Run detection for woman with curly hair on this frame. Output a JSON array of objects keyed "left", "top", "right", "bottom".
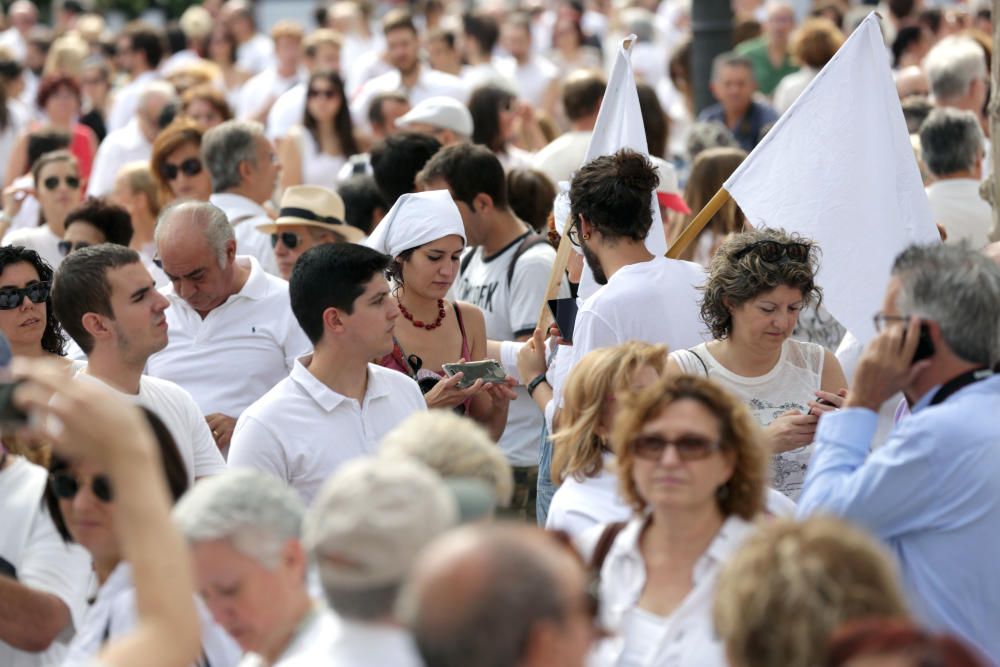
[{"left": 666, "top": 228, "right": 848, "bottom": 499}]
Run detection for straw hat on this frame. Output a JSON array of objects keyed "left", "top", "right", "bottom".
[{"left": 257, "top": 185, "right": 365, "bottom": 243}]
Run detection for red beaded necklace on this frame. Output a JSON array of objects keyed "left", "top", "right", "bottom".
[{"left": 398, "top": 298, "right": 447, "bottom": 330}]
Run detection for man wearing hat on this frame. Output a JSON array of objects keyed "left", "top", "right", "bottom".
[
  {"left": 258, "top": 185, "right": 365, "bottom": 280},
  {"left": 394, "top": 96, "right": 473, "bottom": 148}
]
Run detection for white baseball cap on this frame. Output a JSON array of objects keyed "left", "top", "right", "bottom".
[{"left": 395, "top": 96, "right": 474, "bottom": 138}]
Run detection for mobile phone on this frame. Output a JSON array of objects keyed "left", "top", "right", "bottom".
[
  {"left": 547, "top": 297, "right": 578, "bottom": 344},
  {"left": 442, "top": 359, "right": 507, "bottom": 389},
  {"left": 910, "top": 322, "right": 936, "bottom": 364}
]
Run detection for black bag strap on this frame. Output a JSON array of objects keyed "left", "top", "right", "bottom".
[
  {"left": 589, "top": 521, "right": 627, "bottom": 573},
  {"left": 506, "top": 233, "right": 550, "bottom": 288}
]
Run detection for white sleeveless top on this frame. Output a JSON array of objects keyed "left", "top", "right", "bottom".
[
  {"left": 670, "top": 338, "right": 825, "bottom": 500},
  {"left": 291, "top": 125, "right": 346, "bottom": 188}
]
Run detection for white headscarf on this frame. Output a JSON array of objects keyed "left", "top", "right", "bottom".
[{"left": 363, "top": 190, "right": 467, "bottom": 257}]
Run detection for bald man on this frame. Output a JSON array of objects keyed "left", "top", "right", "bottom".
[{"left": 398, "top": 524, "right": 595, "bottom": 667}]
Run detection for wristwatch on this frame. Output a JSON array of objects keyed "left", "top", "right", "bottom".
[{"left": 527, "top": 372, "right": 549, "bottom": 397}]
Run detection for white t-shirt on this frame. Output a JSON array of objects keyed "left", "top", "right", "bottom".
[
  {"left": 670, "top": 338, "right": 825, "bottom": 499},
  {"left": 281, "top": 619, "right": 422, "bottom": 667},
  {"left": 146, "top": 255, "right": 311, "bottom": 421},
  {"left": 229, "top": 357, "right": 427, "bottom": 505},
  {"left": 2, "top": 224, "right": 63, "bottom": 271},
  {"left": 0, "top": 457, "right": 91, "bottom": 667},
  {"left": 87, "top": 120, "right": 152, "bottom": 197},
  {"left": 456, "top": 233, "right": 566, "bottom": 467},
  {"left": 208, "top": 193, "right": 280, "bottom": 276},
  {"left": 532, "top": 131, "right": 593, "bottom": 186},
  {"left": 925, "top": 179, "right": 993, "bottom": 249},
  {"left": 61, "top": 563, "right": 240, "bottom": 667},
  {"left": 75, "top": 370, "right": 228, "bottom": 483}
]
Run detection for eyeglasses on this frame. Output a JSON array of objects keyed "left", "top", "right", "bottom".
[
  {"left": 307, "top": 88, "right": 337, "bottom": 99},
  {"left": 57, "top": 241, "right": 91, "bottom": 257},
  {"left": 159, "top": 157, "right": 203, "bottom": 181},
  {"left": 628, "top": 434, "right": 722, "bottom": 461},
  {"left": 0, "top": 282, "right": 50, "bottom": 309},
  {"left": 42, "top": 175, "right": 80, "bottom": 191},
  {"left": 271, "top": 232, "right": 303, "bottom": 249},
  {"left": 732, "top": 240, "right": 810, "bottom": 263},
  {"left": 873, "top": 313, "right": 918, "bottom": 332},
  {"left": 49, "top": 471, "right": 114, "bottom": 503}
]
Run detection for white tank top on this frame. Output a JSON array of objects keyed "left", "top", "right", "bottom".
[
  {"left": 670, "top": 338, "right": 825, "bottom": 500},
  {"left": 293, "top": 125, "right": 347, "bottom": 188}
]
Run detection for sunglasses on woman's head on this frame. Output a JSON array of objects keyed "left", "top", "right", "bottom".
[
  {"left": 629, "top": 434, "right": 721, "bottom": 462},
  {"left": 43, "top": 175, "right": 80, "bottom": 191},
  {"left": 732, "top": 240, "right": 811, "bottom": 263},
  {"left": 57, "top": 241, "right": 91, "bottom": 257},
  {"left": 271, "top": 232, "right": 303, "bottom": 249},
  {"left": 307, "top": 88, "right": 337, "bottom": 99},
  {"left": 159, "top": 157, "right": 203, "bottom": 181},
  {"left": 49, "top": 471, "right": 114, "bottom": 503},
  {"left": 0, "top": 282, "right": 50, "bottom": 309}
]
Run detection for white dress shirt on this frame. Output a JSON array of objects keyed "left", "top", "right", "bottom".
[
  {"left": 146, "top": 255, "right": 311, "bottom": 420},
  {"left": 349, "top": 65, "right": 468, "bottom": 129},
  {"left": 105, "top": 71, "right": 159, "bottom": 134},
  {"left": 579, "top": 515, "right": 756, "bottom": 667},
  {"left": 925, "top": 178, "right": 993, "bottom": 249},
  {"left": 208, "top": 192, "right": 281, "bottom": 275},
  {"left": 228, "top": 356, "right": 427, "bottom": 504},
  {"left": 87, "top": 119, "right": 152, "bottom": 197},
  {"left": 281, "top": 619, "right": 422, "bottom": 667}
]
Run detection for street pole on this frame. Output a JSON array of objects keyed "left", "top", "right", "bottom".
[{"left": 691, "top": 0, "right": 733, "bottom": 114}]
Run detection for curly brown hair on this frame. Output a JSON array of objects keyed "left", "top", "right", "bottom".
[
  {"left": 700, "top": 228, "right": 822, "bottom": 340},
  {"left": 612, "top": 374, "right": 767, "bottom": 519}
]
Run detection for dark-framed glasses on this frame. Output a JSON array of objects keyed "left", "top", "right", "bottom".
[
  {"left": 567, "top": 221, "right": 581, "bottom": 247},
  {"left": 733, "top": 240, "right": 811, "bottom": 263},
  {"left": 0, "top": 282, "right": 51, "bottom": 309},
  {"left": 49, "top": 471, "right": 114, "bottom": 503},
  {"left": 57, "top": 241, "right": 91, "bottom": 257},
  {"left": 629, "top": 434, "right": 722, "bottom": 461},
  {"left": 271, "top": 232, "right": 303, "bottom": 249},
  {"left": 159, "top": 157, "right": 203, "bottom": 181},
  {"left": 43, "top": 175, "right": 81, "bottom": 191}
]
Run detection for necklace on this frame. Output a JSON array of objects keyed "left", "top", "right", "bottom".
[{"left": 398, "top": 298, "right": 447, "bottom": 330}]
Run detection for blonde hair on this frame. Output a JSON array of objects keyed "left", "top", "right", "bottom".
[
  {"left": 612, "top": 374, "right": 766, "bottom": 518},
  {"left": 271, "top": 20, "right": 305, "bottom": 42},
  {"left": 551, "top": 341, "right": 668, "bottom": 484},
  {"left": 714, "top": 516, "right": 909, "bottom": 667},
  {"left": 43, "top": 34, "right": 89, "bottom": 79},
  {"left": 117, "top": 161, "right": 161, "bottom": 217}
]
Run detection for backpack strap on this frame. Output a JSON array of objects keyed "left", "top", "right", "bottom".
[
  {"left": 459, "top": 246, "right": 477, "bottom": 277},
  {"left": 589, "top": 520, "right": 627, "bottom": 573},
  {"left": 506, "top": 232, "right": 550, "bottom": 288}
]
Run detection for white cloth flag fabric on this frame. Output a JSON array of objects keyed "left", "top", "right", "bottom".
[{"left": 724, "top": 12, "right": 939, "bottom": 343}]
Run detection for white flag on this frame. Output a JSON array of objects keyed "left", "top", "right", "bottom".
[{"left": 724, "top": 12, "right": 939, "bottom": 343}]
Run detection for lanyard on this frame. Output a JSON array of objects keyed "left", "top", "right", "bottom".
[{"left": 928, "top": 368, "right": 994, "bottom": 406}]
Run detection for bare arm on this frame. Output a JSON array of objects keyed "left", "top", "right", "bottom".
[
  {"left": 463, "top": 304, "right": 511, "bottom": 442},
  {"left": 0, "top": 579, "right": 70, "bottom": 652},
  {"left": 278, "top": 129, "right": 303, "bottom": 193}
]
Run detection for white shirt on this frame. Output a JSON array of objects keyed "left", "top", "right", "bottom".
[
  {"left": 61, "top": 563, "right": 240, "bottom": 667},
  {"left": 237, "top": 33, "right": 276, "bottom": 76},
  {"left": 282, "top": 619, "right": 422, "bottom": 667},
  {"left": 229, "top": 356, "right": 427, "bottom": 505},
  {"left": 75, "top": 370, "right": 228, "bottom": 483},
  {"left": 350, "top": 66, "right": 468, "bottom": 129},
  {"left": 105, "top": 71, "right": 159, "bottom": 134},
  {"left": 87, "top": 119, "right": 152, "bottom": 197},
  {"left": 925, "top": 178, "right": 993, "bottom": 249},
  {"left": 208, "top": 193, "right": 281, "bottom": 275},
  {"left": 289, "top": 126, "right": 347, "bottom": 187},
  {"left": 773, "top": 66, "right": 819, "bottom": 115},
  {"left": 266, "top": 83, "right": 306, "bottom": 141},
  {"left": 159, "top": 49, "right": 201, "bottom": 76},
  {"left": 0, "top": 457, "right": 91, "bottom": 667},
  {"left": 147, "top": 255, "right": 311, "bottom": 420},
  {"left": 494, "top": 55, "right": 558, "bottom": 108},
  {"left": 238, "top": 609, "right": 340, "bottom": 667},
  {"left": 0, "top": 101, "right": 28, "bottom": 186},
  {"left": 2, "top": 224, "right": 63, "bottom": 270},
  {"left": 533, "top": 131, "right": 593, "bottom": 185},
  {"left": 0, "top": 27, "right": 26, "bottom": 61},
  {"left": 579, "top": 516, "right": 756, "bottom": 667},
  {"left": 238, "top": 67, "right": 304, "bottom": 120}
]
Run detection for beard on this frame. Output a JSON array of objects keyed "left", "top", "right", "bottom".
[{"left": 581, "top": 241, "right": 607, "bottom": 285}]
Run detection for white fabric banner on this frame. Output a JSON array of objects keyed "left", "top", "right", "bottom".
[{"left": 724, "top": 12, "right": 939, "bottom": 343}]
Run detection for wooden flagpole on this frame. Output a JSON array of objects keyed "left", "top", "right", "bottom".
[{"left": 665, "top": 186, "right": 731, "bottom": 259}]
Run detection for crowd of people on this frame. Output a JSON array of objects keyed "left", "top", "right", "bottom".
[{"left": 1, "top": 1, "right": 1000, "bottom": 667}]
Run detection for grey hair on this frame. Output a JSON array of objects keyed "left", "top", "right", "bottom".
[
  {"left": 924, "top": 36, "right": 986, "bottom": 101},
  {"left": 172, "top": 470, "right": 305, "bottom": 570},
  {"left": 201, "top": 119, "right": 267, "bottom": 193},
  {"left": 379, "top": 412, "right": 514, "bottom": 507},
  {"left": 156, "top": 200, "right": 235, "bottom": 269},
  {"left": 711, "top": 52, "right": 754, "bottom": 83},
  {"left": 138, "top": 80, "right": 179, "bottom": 113},
  {"left": 323, "top": 582, "right": 400, "bottom": 621},
  {"left": 919, "top": 108, "right": 983, "bottom": 177},
  {"left": 892, "top": 244, "right": 1000, "bottom": 367}
]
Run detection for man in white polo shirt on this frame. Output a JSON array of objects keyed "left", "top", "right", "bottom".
[
  {"left": 146, "top": 201, "right": 311, "bottom": 451},
  {"left": 228, "top": 243, "right": 426, "bottom": 504},
  {"left": 51, "top": 244, "right": 227, "bottom": 483}
]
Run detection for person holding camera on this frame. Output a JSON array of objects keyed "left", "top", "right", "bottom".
[{"left": 798, "top": 244, "right": 1000, "bottom": 664}]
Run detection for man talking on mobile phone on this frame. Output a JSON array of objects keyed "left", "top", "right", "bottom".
[{"left": 798, "top": 244, "right": 1000, "bottom": 665}]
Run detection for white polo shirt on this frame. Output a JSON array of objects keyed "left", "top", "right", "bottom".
[
  {"left": 208, "top": 193, "right": 280, "bottom": 276},
  {"left": 228, "top": 356, "right": 427, "bottom": 505},
  {"left": 147, "top": 255, "right": 311, "bottom": 421}
]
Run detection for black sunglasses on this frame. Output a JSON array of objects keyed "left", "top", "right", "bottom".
[
  {"left": 732, "top": 240, "right": 811, "bottom": 263},
  {"left": 159, "top": 157, "right": 203, "bottom": 181},
  {"left": 307, "top": 88, "right": 337, "bottom": 99},
  {"left": 43, "top": 175, "right": 80, "bottom": 191},
  {"left": 57, "top": 240, "right": 91, "bottom": 257},
  {"left": 49, "top": 471, "right": 114, "bottom": 503},
  {"left": 0, "top": 282, "right": 51, "bottom": 310},
  {"left": 271, "top": 232, "right": 303, "bottom": 249}
]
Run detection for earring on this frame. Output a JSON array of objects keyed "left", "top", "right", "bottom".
[{"left": 582, "top": 232, "right": 591, "bottom": 241}]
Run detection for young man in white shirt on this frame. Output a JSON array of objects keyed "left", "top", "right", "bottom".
[
  {"left": 147, "top": 201, "right": 311, "bottom": 451},
  {"left": 106, "top": 22, "right": 165, "bottom": 134},
  {"left": 51, "top": 244, "right": 227, "bottom": 483},
  {"left": 532, "top": 71, "right": 605, "bottom": 186},
  {"left": 228, "top": 243, "right": 426, "bottom": 505},
  {"left": 237, "top": 21, "right": 306, "bottom": 124},
  {"left": 221, "top": 1, "right": 275, "bottom": 76}
]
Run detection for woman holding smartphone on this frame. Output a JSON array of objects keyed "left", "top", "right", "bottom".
[{"left": 366, "top": 190, "right": 515, "bottom": 442}]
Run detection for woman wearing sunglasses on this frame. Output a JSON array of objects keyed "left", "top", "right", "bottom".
[
  {"left": 150, "top": 119, "right": 214, "bottom": 207},
  {"left": 583, "top": 373, "right": 766, "bottom": 666},
  {"left": 666, "top": 229, "right": 848, "bottom": 500},
  {"left": 278, "top": 70, "right": 359, "bottom": 193},
  {"left": 366, "top": 190, "right": 516, "bottom": 443},
  {"left": 2, "top": 150, "right": 82, "bottom": 269}
]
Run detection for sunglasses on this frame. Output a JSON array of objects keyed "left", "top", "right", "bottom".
[
  {"left": 42, "top": 175, "right": 80, "bottom": 191},
  {"left": 271, "top": 232, "right": 304, "bottom": 249},
  {"left": 732, "top": 240, "right": 811, "bottom": 263},
  {"left": 629, "top": 434, "right": 722, "bottom": 462},
  {"left": 49, "top": 471, "right": 114, "bottom": 503},
  {"left": 57, "top": 240, "right": 91, "bottom": 257},
  {"left": 159, "top": 157, "right": 203, "bottom": 181},
  {"left": 0, "top": 282, "right": 51, "bottom": 309},
  {"left": 307, "top": 88, "right": 337, "bottom": 99}
]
